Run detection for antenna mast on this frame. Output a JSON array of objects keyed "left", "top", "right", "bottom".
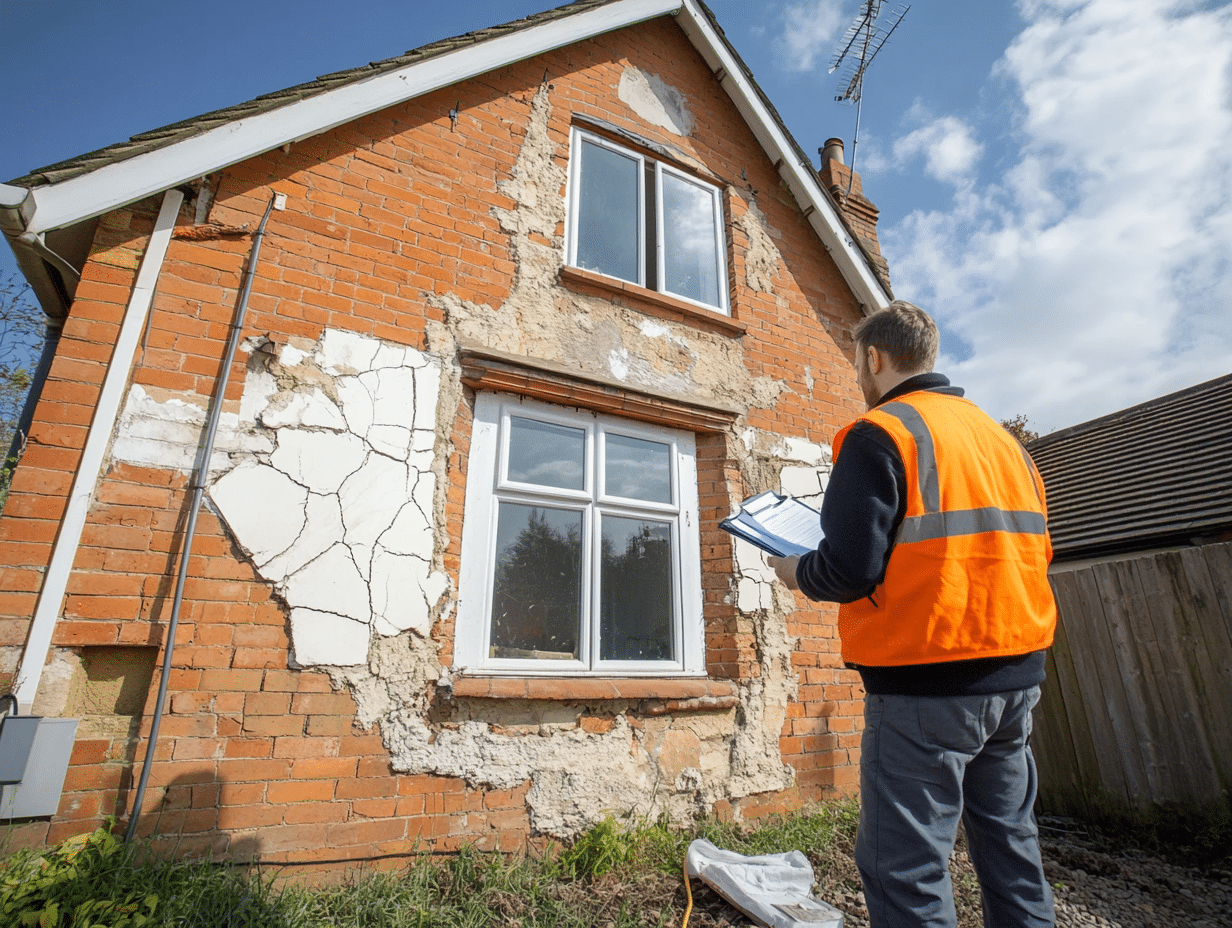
[{"left": 828, "top": 1, "right": 910, "bottom": 197}]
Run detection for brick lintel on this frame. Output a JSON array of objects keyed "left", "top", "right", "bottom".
[{"left": 459, "top": 343, "right": 743, "bottom": 434}]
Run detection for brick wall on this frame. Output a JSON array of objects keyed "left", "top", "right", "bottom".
[{"left": 1, "top": 16, "right": 870, "bottom": 862}]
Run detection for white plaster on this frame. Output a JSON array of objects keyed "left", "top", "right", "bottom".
[
  {"left": 290, "top": 608, "right": 370, "bottom": 666},
  {"left": 336, "top": 377, "right": 376, "bottom": 438},
  {"left": 638, "top": 320, "right": 671, "bottom": 338},
  {"left": 414, "top": 364, "right": 441, "bottom": 432},
  {"left": 778, "top": 436, "right": 829, "bottom": 467},
  {"left": 113, "top": 385, "right": 271, "bottom": 474},
  {"left": 339, "top": 453, "right": 410, "bottom": 569},
  {"left": 373, "top": 341, "right": 409, "bottom": 371},
  {"left": 278, "top": 344, "right": 308, "bottom": 367},
  {"left": 261, "top": 388, "right": 347, "bottom": 430},
  {"left": 270, "top": 428, "right": 365, "bottom": 493},
  {"left": 320, "top": 327, "right": 381, "bottom": 375},
  {"left": 618, "top": 67, "right": 694, "bottom": 137},
  {"left": 283, "top": 543, "right": 371, "bottom": 622},
  {"left": 367, "top": 367, "right": 417, "bottom": 430},
  {"left": 370, "top": 550, "right": 436, "bottom": 636},
  {"left": 380, "top": 502, "right": 436, "bottom": 561},
  {"left": 779, "top": 465, "right": 824, "bottom": 500},
  {"left": 210, "top": 462, "right": 308, "bottom": 567},
  {"left": 367, "top": 425, "right": 412, "bottom": 460},
  {"left": 261, "top": 492, "right": 345, "bottom": 582},
  {"left": 608, "top": 348, "right": 630, "bottom": 380}
]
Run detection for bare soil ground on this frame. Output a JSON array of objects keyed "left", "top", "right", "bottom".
[{"left": 587, "top": 820, "right": 1232, "bottom": 928}]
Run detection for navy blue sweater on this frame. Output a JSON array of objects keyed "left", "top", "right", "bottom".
[{"left": 796, "top": 374, "right": 1047, "bottom": 696}]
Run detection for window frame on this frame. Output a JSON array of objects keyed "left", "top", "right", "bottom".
[
  {"left": 455, "top": 393, "right": 705, "bottom": 676},
  {"left": 565, "top": 127, "right": 730, "bottom": 316}
]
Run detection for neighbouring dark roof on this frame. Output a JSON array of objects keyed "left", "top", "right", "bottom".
[
  {"left": 6, "top": 0, "right": 617, "bottom": 187},
  {"left": 1028, "top": 372, "right": 1232, "bottom": 561}
]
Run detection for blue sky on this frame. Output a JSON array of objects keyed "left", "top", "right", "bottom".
[{"left": 3, "top": 0, "right": 1231, "bottom": 433}]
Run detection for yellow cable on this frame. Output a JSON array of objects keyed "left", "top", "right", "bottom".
[{"left": 681, "top": 856, "right": 694, "bottom": 928}]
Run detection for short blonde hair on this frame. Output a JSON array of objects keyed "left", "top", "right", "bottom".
[{"left": 852, "top": 301, "right": 939, "bottom": 373}]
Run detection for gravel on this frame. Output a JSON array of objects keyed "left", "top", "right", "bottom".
[
  {"left": 824, "top": 819, "right": 1232, "bottom": 928},
  {"left": 687, "top": 818, "right": 1232, "bottom": 928}
]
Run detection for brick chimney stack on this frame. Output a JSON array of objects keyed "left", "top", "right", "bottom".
[{"left": 818, "top": 138, "right": 892, "bottom": 296}]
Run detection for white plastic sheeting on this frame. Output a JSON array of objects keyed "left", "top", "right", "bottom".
[{"left": 685, "top": 839, "right": 844, "bottom": 928}]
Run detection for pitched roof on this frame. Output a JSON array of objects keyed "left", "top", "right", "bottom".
[
  {"left": 1029, "top": 372, "right": 1232, "bottom": 561},
  {"left": 1, "top": 0, "right": 891, "bottom": 316}
]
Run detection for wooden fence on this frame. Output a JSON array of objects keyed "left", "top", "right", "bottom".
[{"left": 1033, "top": 541, "right": 1232, "bottom": 818}]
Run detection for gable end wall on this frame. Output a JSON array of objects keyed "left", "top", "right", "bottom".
[{"left": 0, "top": 18, "right": 868, "bottom": 861}]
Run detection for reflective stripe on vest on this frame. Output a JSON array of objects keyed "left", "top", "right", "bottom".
[{"left": 879, "top": 400, "right": 1049, "bottom": 544}]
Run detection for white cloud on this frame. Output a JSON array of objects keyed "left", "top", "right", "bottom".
[
  {"left": 776, "top": 1, "right": 846, "bottom": 72},
  {"left": 880, "top": 0, "right": 1232, "bottom": 432},
  {"left": 892, "top": 115, "right": 984, "bottom": 186}
]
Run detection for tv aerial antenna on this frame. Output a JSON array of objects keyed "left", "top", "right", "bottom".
[{"left": 828, "top": 1, "right": 910, "bottom": 196}]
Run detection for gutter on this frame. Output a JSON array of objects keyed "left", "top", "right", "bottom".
[{"left": 0, "top": 183, "right": 35, "bottom": 234}]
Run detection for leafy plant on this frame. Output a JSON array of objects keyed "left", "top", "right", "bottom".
[{"left": 0, "top": 819, "right": 285, "bottom": 928}]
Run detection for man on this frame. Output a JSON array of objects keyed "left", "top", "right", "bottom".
[{"left": 768, "top": 301, "right": 1057, "bottom": 928}]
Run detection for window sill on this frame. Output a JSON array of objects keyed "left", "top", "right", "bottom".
[
  {"left": 560, "top": 266, "right": 747, "bottom": 338},
  {"left": 450, "top": 676, "right": 738, "bottom": 713}
]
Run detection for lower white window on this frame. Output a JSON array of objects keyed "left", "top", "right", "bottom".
[{"left": 455, "top": 394, "right": 704, "bottom": 674}]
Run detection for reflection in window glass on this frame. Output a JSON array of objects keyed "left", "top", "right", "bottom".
[
  {"left": 507, "top": 417, "right": 585, "bottom": 490},
  {"left": 576, "top": 140, "right": 641, "bottom": 284},
  {"left": 605, "top": 433, "right": 672, "bottom": 503},
  {"left": 490, "top": 504, "right": 582, "bottom": 660},
  {"left": 600, "top": 516, "right": 673, "bottom": 661},
  {"left": 661, "top": 171, "right": 721, "bottom": 309}
]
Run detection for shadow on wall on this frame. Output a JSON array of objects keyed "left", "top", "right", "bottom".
[{"left": 128, "top": 770, "right": 262, "bottom": 862}]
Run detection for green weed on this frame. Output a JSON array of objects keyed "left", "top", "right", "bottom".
[{"left": 0, "top": 801, "right": 863, "bottom": 928}]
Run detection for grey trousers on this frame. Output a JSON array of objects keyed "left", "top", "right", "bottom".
[{"left": 856, "top": 687, "right": 1055, "bottom": 928}]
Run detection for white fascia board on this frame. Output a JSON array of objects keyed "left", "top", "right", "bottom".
[
  {"left": 674, "top": 0, "right": 890, "bottom": 313},
  {"left": 21, "top": 0, "right": 681, "bottom": 236},
  {"left": 15, "top": 189, "right": 183, "bottom": 711}
]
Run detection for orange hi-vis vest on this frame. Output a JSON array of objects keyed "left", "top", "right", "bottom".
[{"left": 835, "top": 390, "right": 1057, "bottom": 667}]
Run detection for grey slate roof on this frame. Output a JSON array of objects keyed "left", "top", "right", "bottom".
[
  {"left": 6, "top": 0, "right": 617, "bottom": 187},
  {"left": 1028, "top": 372, "right": 1232, "bottom": 561}
]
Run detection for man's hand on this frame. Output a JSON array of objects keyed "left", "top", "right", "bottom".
[{"left": 766, "top": 555, "right": 800, "bottom": 590}]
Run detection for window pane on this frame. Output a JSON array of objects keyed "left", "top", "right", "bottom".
[
  {"left": 576, "top": 140, "right": 640, "bottom": 283},
  {"left": 605, "top": 433, "right": 672, "bottom": 503},
  {"left": 490, "top": 504, "right": 582, "bottom": 660},
  {"left": 600, "top": 516, "right": 673, "bottom": 662},
  {"left": 507, "top": 417, "right": 585, "bottom": 490},
  {"left": 661, "top": 171, "right": 723, "bottom": 309}
]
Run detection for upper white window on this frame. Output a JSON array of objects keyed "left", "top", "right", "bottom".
[
  {"left": 566, "top": 128, "right": 730, "bottom": 315},
  {"left": 455, "top": 394, "right": 704, "bottom": 675}
]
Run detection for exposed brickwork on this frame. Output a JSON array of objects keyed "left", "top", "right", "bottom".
[
  {"left": 818, "top": 157, "right": 892, "bottom": 296},
  {"left": 0, "top": 15, "right": 878, "bottom": 862}
]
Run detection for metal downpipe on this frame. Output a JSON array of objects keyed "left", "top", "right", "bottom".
[{"left": 125, "top": 192, "right": 280, "bottom": 844}]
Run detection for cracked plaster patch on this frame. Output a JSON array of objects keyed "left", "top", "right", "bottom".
[
  {"left": 733, "top": 430, "right": 832, "bottom": 616},
  {"left": 110, "top": 329, "right": 447, "bottom": 667}
]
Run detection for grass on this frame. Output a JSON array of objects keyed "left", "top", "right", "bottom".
[{"left": 0, "top": 803, "right": 864, "bottom": 928}]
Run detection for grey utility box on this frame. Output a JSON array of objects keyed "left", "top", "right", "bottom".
[
  {"left": 0, "top": 713, "right": 40, "bottom": 783},
  {"left": 0, "top": 718, "right": 79, "bottom": 819}
]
